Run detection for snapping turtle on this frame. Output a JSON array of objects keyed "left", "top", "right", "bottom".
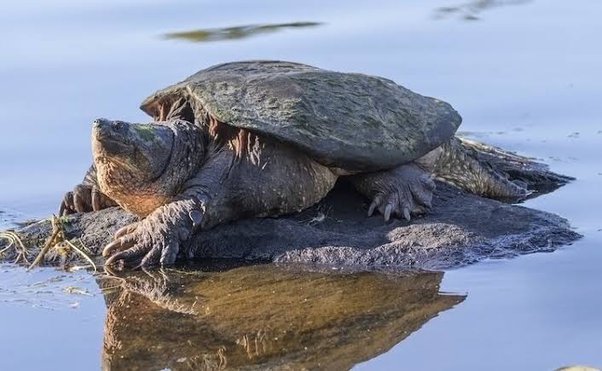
[{"left": 59, "top": 61, "right": 527, "bottom": 268}]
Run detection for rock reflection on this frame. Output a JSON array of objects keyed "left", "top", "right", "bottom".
[
  {"left": 435, "top": 0, "right": 532, "bottom": 20},
  {"left": 99, "top": 264, "right": 464, "bottom": 370},
  {"left": 164, "top": 22, "right": 322, "bottom": 43}
]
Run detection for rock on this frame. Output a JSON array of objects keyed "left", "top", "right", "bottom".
[
  {"left": 181, "top": 181, "right": 580, "bottom": 270},
  {"left": 1, "top": 178, "right": 579, "bottom": 271},
  {"left": 0, "top": 140, "right": 581, "bottom": 270}
]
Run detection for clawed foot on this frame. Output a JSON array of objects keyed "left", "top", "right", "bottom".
[
  {"left": 367, "top": 164, "right": 435, "bottom": 222},
  {"left": 102, "top": 212, "right": 191, "bottom": 269},
  {"left": 59, "top": 184, "right": 116, "bottom": 215}
]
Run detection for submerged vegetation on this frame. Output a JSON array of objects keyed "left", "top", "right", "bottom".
[
  {"left": 163, "top": 21, "right": 323, "bottom": 43},
  {"left": 0, "top": 216, "right": 97, "bottom": 271},
  {"left": 0, "top": 230, "right": 31, "bottom": 265},
  {"left": 434, "top": 0, "right": 532, "bottom": 20}
]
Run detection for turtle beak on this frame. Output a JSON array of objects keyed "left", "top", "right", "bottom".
[{"left": 92, "top": 118, "right": 134, "bottom": 155}]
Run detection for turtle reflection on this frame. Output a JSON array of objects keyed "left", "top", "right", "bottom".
[{"left": 100, "top": 264, "right": 464, "bottom": 370}]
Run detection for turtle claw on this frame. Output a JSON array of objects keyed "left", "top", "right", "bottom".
[
  {"left": 59, "top": 184, "right": 117, "bottom": 216},
  {"left": 366, "top": 163, "right": 436, "bottom": 223},
  {"left": 367, "top": 196, "right": 381, "bottom": 217},
  {"left": 104, "top": 248, "right": 144, "bottom": 268},
  {"left": 114, "top": 223, "right": 139, "bottom": 239},
  {"left": 102, "top": 235, "right": 135, "bottom": 258},
  {"left": 102, "top": 206, "right": 190, "bottom": 269},
  {"left": 384, "top": 204, "right": 393, "bottom": 222},
  {"left": 402, "top": 207, "right": 411, "bottom": 221},
  {"left": 160, "top": 241, "right": 180, "bottom": 266}
]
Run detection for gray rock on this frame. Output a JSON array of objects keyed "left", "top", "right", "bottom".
[
  {"left": 187, "top": 181, "right": 580, "bottom": 270},
  {"left": 2, "top": 145, "right": 580, "bottom": 270}
]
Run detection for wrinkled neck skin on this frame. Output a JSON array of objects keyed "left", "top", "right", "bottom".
[{"left": 94, "top": 119, "right": 206, "bottom": 217}]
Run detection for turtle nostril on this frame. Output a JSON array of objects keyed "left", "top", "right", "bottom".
[
  {"left": 93, "top": 118, "right": 111, "bottom": 129},
  {"left": 92, "top": 119, "right": 129, "bottom": 138}
]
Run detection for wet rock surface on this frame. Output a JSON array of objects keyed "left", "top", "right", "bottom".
[{"left": 3, "top": 182, "right": 580, "bottom": 271}]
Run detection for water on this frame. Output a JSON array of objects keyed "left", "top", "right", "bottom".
[{"left": 0, "top": 0, "right": 601, "bottom": 369}]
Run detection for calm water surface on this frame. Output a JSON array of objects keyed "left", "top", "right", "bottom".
[{"left": 0, "top": 0, "right": 601, "bottom": 369}]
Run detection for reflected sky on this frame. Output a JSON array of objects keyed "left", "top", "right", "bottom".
[{"left": 0, "top": 265, "right": 105, "bottom": 370}]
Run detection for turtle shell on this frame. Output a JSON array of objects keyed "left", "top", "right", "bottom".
[{"left": 141, "top": 61, "right": 461, "bottom": 171}]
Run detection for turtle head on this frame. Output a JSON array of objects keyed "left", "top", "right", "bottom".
[
  {"left": 92, "top": 118, "right": 175, "bottom": 181},
  {"left": 92, "top": 118, "right": 205, "bottom": 216}
]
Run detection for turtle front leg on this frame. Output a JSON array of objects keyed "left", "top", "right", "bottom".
[
  {"left": 59, "top": 165, "right": 117, "bottom": 215},
  {"left": 102, "top": 195, "right": 205, "bottom": 268},
  {"left": 349, "top": 163, "right": 435, "bottom": 222},
  {"left": 102, "top": 154, "right": 230, "bottom": 269}
]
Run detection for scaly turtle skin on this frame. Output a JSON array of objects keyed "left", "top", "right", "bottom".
[{"left": 59, "top": 61, "right": 528, "bottom": 268}]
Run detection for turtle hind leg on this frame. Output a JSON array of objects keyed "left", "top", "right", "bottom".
[
  {"left": 417, "top": 138, "right": 530, "bottom": 201},
  {"left": 349, "top": 163, "right": 436, "bottom": 222}
]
